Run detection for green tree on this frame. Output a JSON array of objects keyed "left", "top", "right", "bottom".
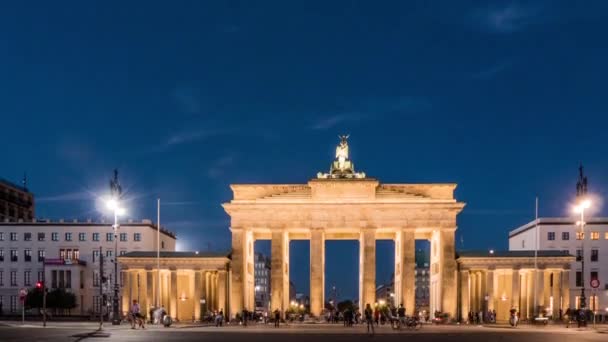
[
  {"left": 25, "top": 287, "right": 44, "bottom": 309},
  {"left": 47, "top": 289, "right": 77, "bottom": 315},
  {"left": 337, "top": 300, "right": 354, "bottom": 312}
]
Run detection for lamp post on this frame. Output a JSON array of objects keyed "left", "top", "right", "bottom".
[
  {"left": 107, "top": 170, "right": 125, "bottom": 325},
  {"left": 574, "top": 165, "right": 590, "bottom": 326}
]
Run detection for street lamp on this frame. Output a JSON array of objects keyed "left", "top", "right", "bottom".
[
  {"left": 573, "top": 165, "right": 590, "bottom": 326},
  {"left": 106, "top": 170, "right": 125, "bottom": 325}
]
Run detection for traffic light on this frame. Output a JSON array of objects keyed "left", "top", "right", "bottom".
[{"left": 36, "top": 281, "right": 44, "bottom": 289}]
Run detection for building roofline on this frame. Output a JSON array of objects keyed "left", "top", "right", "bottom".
[
  {"left": 508, "top": 217, "right": 608, "bottom": 238},
  {"left": 0, "top": 219, "right": 177, "bottom": 239},
  {"left": 0, "top": 178, "right": 31, "bottom": 193}
]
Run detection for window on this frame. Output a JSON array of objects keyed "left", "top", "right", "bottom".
[
  {"left": 0, "top": 232, "right": 3, "bottom": 241},
  {"left": 93, "top": 270, "right": 99, "bottom": 287},
  {"left": 65, "top": 232, "right": 72, "bottom": 241},
  {"left": 521, "top": 240, "right": 525, "bottom": 248},
  {"left": 24, "top": 271, "right": 31, "bottom": 286},
  {"left": 66, "top": 249, "right": 73, "bottom": 260},
  {"left": 58, "top": 270, "right": 64, "bottom": 288},
  {"left": 134, "top": 233, "right": 141, "bottom": 242},
  {"left": 590, "top": 295, "right": 599, "bottom": 311},
  {"left": 37, "top": 271, "right": 43, "bottom": 282},
  {"left": 24, "top": 249, "right": 31, "bottom": 262},
  {"left": 591, "top": 271, "right": 598, "bottom": 281},
  {"left": 10, "top": 232, "right": 17, "bottom": 241},
  {"left": 74, "top": 250, "right": 79, "bottom": 260},
  {"left": 10, "top": 296, "right": 17, "bottom": 313},
  {"left": 24, "top": 233, "right": 31, "bottom": 241},
  {"left": 591, "top": 232, "right": 599, "bottom": 240},
  {"left": 79, "top": 233, "right": 86, "bottom": 241},
  {"left": 120, "top": 233, "right": 127, "bottom": 241},
  {"left": 51, "top": 270, "right": 57, "bottom": 288},
  {"left": 547, "top": 232, "right": 555, "bottom": 241},
  {"left": 93, "top": 233, "right": 100, "bottom": 241},
  {"left": 106, "top": 250, "right": 113, "bottom": 258},
  {"left": 576, "top": 232, "right": 585, "bottom": 240},
  {"left": 0, "top": 250, "right": 4, "bottom": 262},
  {"left": 576, "top": 249, "right": 583, "bottom": 261},
  {"left": 576, "top": 271, "right": 582, "bottom": 287},
  {"left": 92, "top": 250, "right": 99, "bottom": 263},
  {"left": 591, "top": 249, "right": 599, "bottom": 262},
  {"left": 605, "top": 232, "right": 608, "bottom": 240},
  {"left": 119, "top": 250, "right": 126, "bottom": 256},
  {"left": 65, "top": 270, "right": 71, "bottom": 289},
  {"left": 0, "top": 270, "right": 3, "bottom": 286},
  {"left": 562, "top": 232, "right": 570, "bottom": 240},
  {"left": 10, "top": 250, "right": 17, "bottom": 262},
  {"left": 106, "top": 233, "right": 113, "bottom": 241},
  {"left": 10, "top": 271, "right": 17, "bottom": 286},
  {"left": 51, "top": 232, "right": 58, "bottom": 241},
  {"left": 38, "top": 232, "right": 45, "bottom": 241},
  {"left": 161, "top": 241, "right": 165, "bottom": 249},
  {"left": 38, "top": 250, "right": 45, "bottom": 262}
]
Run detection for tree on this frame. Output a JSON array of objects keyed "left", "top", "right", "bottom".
[
  {"left": 46, "top": 289, "right": 77, "bottom": 315},
  {"left": 25, "top": 287, "right": 44, "bottom": 309},
  {"left": 337, "top": 300, "right": 354, "bottom": 312}
]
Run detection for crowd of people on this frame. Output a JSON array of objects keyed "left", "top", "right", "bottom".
[{"left": 467, "top": 309, "right": 497, "bottom": 324}]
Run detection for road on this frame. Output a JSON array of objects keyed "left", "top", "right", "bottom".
[{"left": 0, "top": 322, "right": 606, "bottom": 342}]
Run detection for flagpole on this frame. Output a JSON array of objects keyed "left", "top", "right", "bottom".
[
  {"left": 534, "top": 197, "right": 539, "bottom": 318},
  {"left": 157, "top": 198, "right": 161, "bottom": 310}
]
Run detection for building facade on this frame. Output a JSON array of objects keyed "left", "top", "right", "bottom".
[
  {"left": 415, "top": 248, "right": 430, "bottom": 312},
  {"left": 0, "top": 178, "right": 34, "bottom": 222},
  {"left": 254, "top": 252, "right": 271, "bottom": 311},
  {"left": 0, "top": 219, "right": 176, "bottom": 315},
  {"left": 458, "top": 250, "right": 574, "bottom": 323},
  {"left": 509, "top": 217, "right": 608, "bottom": 312},
  {"left": 118, "top": 251, "right": 230, "bottom": 322}
]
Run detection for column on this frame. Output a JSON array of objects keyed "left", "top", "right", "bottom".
[
  {"left": 460, "top": 270, "right": 470, "bottom": 322},
  {"left": 511, "top": 268, "right": 520, "bottom": 313},
  {"left": 551, "top": 271, "right": 560, "bottom": 318},
  {"left": 210, "top": 273, "right": 217, "bottom": 311},
  {"left": 359, "top": 229, "right": 376, "bottom": 308},
  {"left": 170, "top": 269, "right": 177, "bottom": 318},
  {"left": 230, "top": 229, "right": 246, "bottom": 317},
  {"left": 194, "top": 270, "right": 202, "bottom": 320},
  {"left": 486, "top": 269, "right": 495, "bottom": 311},
  {"left": 526, "top": 271, "right": 534, "bottom": 319},
  {"left": 271, "top": 231, "right": 290, "bottom": 316},
  {"left": 561, "top": 270, "right": 570, "bottom": 312},
  {"left": 122, "top": 270, "right": 131, "bottom": 314},
  {"left": 470, "top": 272, "right": 477, "bottom": 312},
  {"left": 310, "top": 229, "right": 325, "bottom": 317},
  {"left": 145, "top": 270, "right": 153, "bottom": 311},
  {"left": 535, "top": 268, "right": 545, "bottom": 313},
  {"left": 201, "top": 271, "right": 208, "bottom": 315},
  {"left": 217, "top": 270, "right": 227, "bottom": 312},
  {"left": 440, "top": 230, "right": 457, "bottom": 318},
  {"left": 543, "top": 270, "right": 551, "bottom": 315},
  {"left": 395, "top": 230, "right": 415, "bottom": 312}
]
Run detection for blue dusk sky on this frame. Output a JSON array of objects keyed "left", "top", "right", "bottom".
[{"left": 1, "top": 1, "right": 607, "bottom": 301}]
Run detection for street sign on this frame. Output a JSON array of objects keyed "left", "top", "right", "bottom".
[{"left": 591, "top": 278, "right": 600, "bottom": 288}]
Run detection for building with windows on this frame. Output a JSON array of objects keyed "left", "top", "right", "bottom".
[
  {"left": 509, "top": 217, "right": 608, "bottom": 312},
  {"left": 254, "top": 252, "right": 271, "bottom": 311},
  {"left": 415, "top": 248, "right": 430, "bottom": 312},
  {"left": 0, "top": 219, "right": 176, "bottom": 316},
  {"left": 0, "top": 178, "right": 34, "bottom": 222}
]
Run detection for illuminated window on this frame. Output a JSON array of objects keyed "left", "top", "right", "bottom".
[
  {"left": 590, "top": 295, "right": 599, "bottom": 311},
  {"left": 605, "top": 232, "right": 608, "bottom": 240},
  {"left": 591, "top": 232, "right": 599, "bottom": 240},
  {"left": 576, "top": 232, "right": 585, "bottom": 240}
]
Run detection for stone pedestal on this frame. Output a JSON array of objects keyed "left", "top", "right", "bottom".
[
  {"left": 310, "top": 230, "right": 325, "bottom": 317},
  {"left": 359, "top": 230, "right": 376, "bottom": 308}
]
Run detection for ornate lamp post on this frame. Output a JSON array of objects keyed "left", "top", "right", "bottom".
[
  {"left": 573, "top": 165, "right": 590, "bottom": 326},
  {"left": 106, "top": 170, "right": 125, "bottom": 325}
]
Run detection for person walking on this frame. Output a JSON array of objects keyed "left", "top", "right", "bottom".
[
  {"left": 398, "top": 304, "right": 406, "bottom": 328},
  {"left": 365, "top": 304, "right": 375, "bottom": 335},
  {"left": 274, "top": 309, "right": 280, "bottom": 328},
  {"left": 130, "top": 299, "right": 145, "bottom": 329}
]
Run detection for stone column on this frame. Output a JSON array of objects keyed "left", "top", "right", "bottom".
[
  {"left": 194, "top": 270, "right": 202, "bottom": 320},
  {"left": 218, "top": 270, "right": 227, "bottom": 312},
  {"left": 470, "top": 272, "right": 477, "bottom": 312},
  {"left": 271, "top": 231, "right": 290, "bottom": 315},
  {"left": 359, "top": 229, "right": 376, "bottom": 308},
  {"left": 122, "top": 270, "right": 131, "bottom": 314},
  {"left": 460, "top": 270, "right": 470, "bottom": 322},
  {"left": 310, "top": 229, "right": 325, "bottom": 317},
  {"left": 201, "top": 271, "right": 208, "bottom": 315},
  {"left": 535, "top": 268, "right": 545, "bottom": 312},
  {"left": 561, "top": 270, "right": 570, "bottom": 311},
  {"left": 526, "top": 271, "right": 534, "bottom": 319},
  {"left": 170, "top": 269, "right": 177, "bottom": 318},
  {"left": 396, "top": 230, "right": 415, "bottom": 312},
  {"left": 230, "top": 229, "right": 246, "bottom": 317},
  {"left": 211, "top": 273, "right": 217, "bottom": 311},
  {"left": 511, "top": 268, "right": 520, "bottom": 312},
  {"left": 486, "top": 269, "right": 495, "bottom": 311},
  {"left": 440, "top": 230, "right": 457, "bottom": 318},
  {"left": 145, "top": 270, "right": 153, "bottom": 311},
  {"left": 543, "top": 270, "right": 551, "bottom": 314},
  {"left": 551, "top": 271, "right": 560, "bottom": 318}
]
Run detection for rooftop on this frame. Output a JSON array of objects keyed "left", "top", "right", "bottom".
[
  {"left": 120, "top": 251, "right": 230, "bottom": 259},
  {"left": 509, "top": 217, "right": 608, "bottom": 238},
  {"left": 456, "top": 250, "right": 572, "bottom": 258},
  {"left": 0, "top": 178, "right": 30, "bottom": 193},
  {"left": 0, "top": 218, "right": 177, "bottom": 239}
]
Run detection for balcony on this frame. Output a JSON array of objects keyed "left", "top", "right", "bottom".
[{"left": 44, "top": 258, "right": 87, "bottom": 266}]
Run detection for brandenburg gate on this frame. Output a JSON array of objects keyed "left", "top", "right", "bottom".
[{"left": 224, "top": 136, "right": 465, "bottom": 318}]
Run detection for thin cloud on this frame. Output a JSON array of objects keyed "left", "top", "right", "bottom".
[
  {"left": 208, "top": 155, "right": 236, "bottom": 179},
  {"left": 476, "top": 3, "right": 541, "bottom": 33},
  {"left": 37, "top": 191, "right": 92, "bottom": 203}
]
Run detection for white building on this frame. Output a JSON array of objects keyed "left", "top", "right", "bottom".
[
  {"left": 254, "top": 252, "right": 270, "bottom": 312},
  {"left": 509, "top": 217, "right": 608, "bottom": 312},
  {"left": 0, "top": 219, "right": 176, "bottom": 316}
]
